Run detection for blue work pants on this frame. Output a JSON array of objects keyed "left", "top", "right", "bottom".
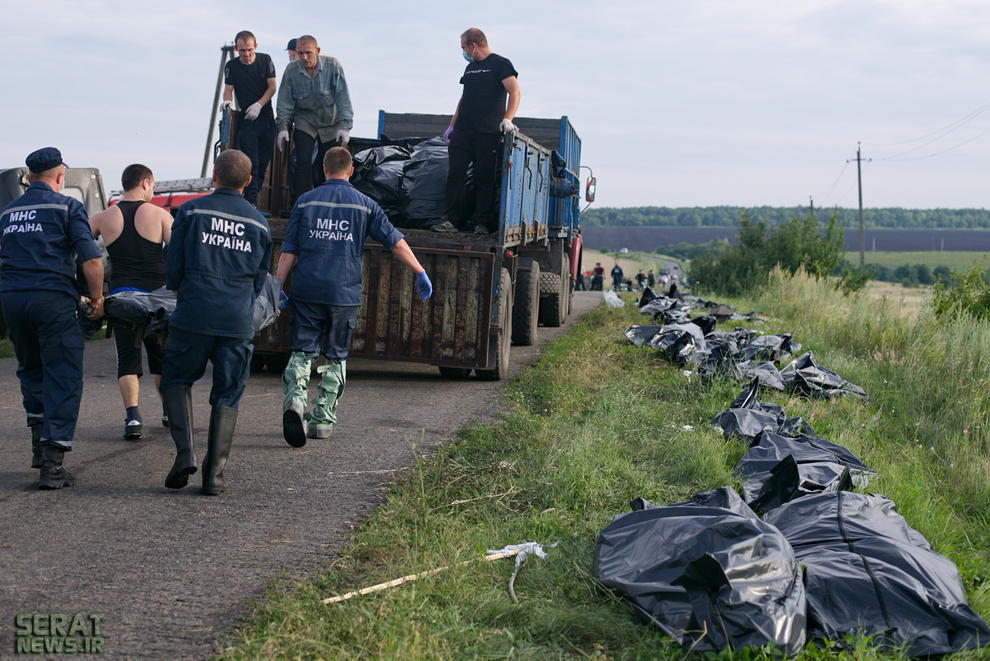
[
  {"left": 288, "top": 301, "right": 357, "bottom": 362},
  {"left": 159, "top": 328, "right": 252, "bottom": 409},
  {"left": 1, "top": 290, "right": 84, "bottom": 449}
]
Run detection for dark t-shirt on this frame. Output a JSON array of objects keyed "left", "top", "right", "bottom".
[
  {"left": 458, "top": 53, "right": 518, "bottom": 134},
  {"left": 224, "top": 53, "right": 277, "bottom": 121}
]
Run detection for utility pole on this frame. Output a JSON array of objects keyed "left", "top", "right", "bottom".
[
  {"left": 809, "top": 195, "right": 814, "bottom": 221},
  {"left": 202, "top": 44, "right": 235, "bottom": 178},
  {"left": 847, "top": 143, "right": 871, "bottom": 271}
]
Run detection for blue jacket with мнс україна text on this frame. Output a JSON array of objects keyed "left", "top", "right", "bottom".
[
  {"left": 281, "top": 179, "right": 403, "bottom": 307},
  {"left": 166, "top": 188, "right": 272, "bottom": 339},
  {"left": 0, "top": 181, "right": 102, "bottom": 299}
]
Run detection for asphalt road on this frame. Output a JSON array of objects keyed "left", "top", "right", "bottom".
[{"left": 0, "top": 292, "right": 601, "bottom": 660}]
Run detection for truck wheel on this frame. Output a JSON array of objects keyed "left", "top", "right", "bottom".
[
  {"left": 266, "top": 353, "right": 289, "bottom": 374},
  {"left": 250, "top": 353, "right": 267, "bottom": 373},
  {"left": 438, "top": 366, "right": 471, "bottom": 379},
  {"left": 476, "top": 268, "right": 512, "bottom": 381},
  {"left": 539, "top": 272, "right": 564, "bottom": 327},
  {"left": 512, "top": 258, "right": 540, "bottom": 346}
]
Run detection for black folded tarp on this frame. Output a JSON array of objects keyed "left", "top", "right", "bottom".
[
  {"left": 252, "top": 273, "right": 281, "bottom": 334},
  {"left": 623, "top": 325, "right": 662, "bottom": 348},
  {"left": 733, "top": 430, "right": 874, "bottom": 511},
  {"left": 713, "top": 380, "right": 815, "bottom": 442},
  {"left": 733, "top": 360, "right": 785, "bottom": 391},
  {"left": 764, "top": 492, "right": 990, "bottom": 656},
  {"left": 737, "top": 333, "right": 800, "bottom": 363},
  {"left": 781, "top": 352, "right": 868, "bottom": 399},
  {"left": 401, "top": 138, "right": 450, "bottom": 225},
  {"left": 647, "top": 322, "right": 707, "bottom": 365},
  {"left": 351, "top": 145, "right": 410, "bottom": 218},
  {"left": 593, "top": 487, "right": 807, "bottom": 655}
]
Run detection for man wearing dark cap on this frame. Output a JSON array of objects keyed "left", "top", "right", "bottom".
[
  {"left": 0, "top": 147, "right": 105, "bottom": 489},
  {"left": 160, "top": 149, "right": 272, "bottom": 496},
  {"left": 286, "top": 38, "right": 298, "bottom": 62},
  {"left": 223, "top": 30, "right": 277, "bottom": 207}
]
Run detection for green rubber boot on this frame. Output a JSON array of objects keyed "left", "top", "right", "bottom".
[
  {"left": 282, "top": 351, "right": 315, "bottom": 447},
  {"left": 309, "top": 360, "right": 346, "bottom": 439}
]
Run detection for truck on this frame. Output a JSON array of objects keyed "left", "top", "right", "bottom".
[{"left": 230, "top": 110, "right": 593, "bottom": 380}]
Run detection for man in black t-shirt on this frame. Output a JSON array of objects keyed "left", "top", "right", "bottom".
[
  {"left": 434, "top": 28, "right": 521, "bottom": 234},
  {"left": 223, "top": 30, "right": 277, "bottom": 206}
]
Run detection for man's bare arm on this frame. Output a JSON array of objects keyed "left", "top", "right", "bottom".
[
  {"left": 257, "top": 77, "right": 276, "bottom": 106},
  {"left": 502, "top": 76, "right": 521, "bottom": 121},
  {"left": 390, "top": 239, "right": 425, "bottom": 274},
  {"left": 223, "top": 83, "right": 234, "bottom": 105},
  {"left": 275, "top": 251, "right": 298, "bottom": 282},
  {"left": 160, "top": 207, "right": 173, "bottom": 244}
]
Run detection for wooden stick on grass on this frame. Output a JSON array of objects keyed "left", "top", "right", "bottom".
[{"left": 322, "top": 548, "right": 522, "bottom": 605}]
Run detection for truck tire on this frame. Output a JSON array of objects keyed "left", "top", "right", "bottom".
[
  {"left": 438, "top": 366, "right": 471, "bottom": 379},
  {"left": 512, "top": 258, "right": 540, "bottom": 346},
  {"left": 476, "top": 268, "right": 512, "bottom": 381},
  {"left": 539, "top": 272, "right": 564, "bottom": 327}
]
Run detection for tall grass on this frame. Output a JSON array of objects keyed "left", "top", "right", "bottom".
[{"left": 745, "top": 269, "right": 990, "bottom": 598}]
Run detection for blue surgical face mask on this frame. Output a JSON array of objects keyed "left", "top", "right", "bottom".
[{"left": 462, "top": 51, "right": 472, "bottom": 63}]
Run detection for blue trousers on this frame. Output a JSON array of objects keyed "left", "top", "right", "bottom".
[
  {"left": 159, "top": 327, "right": 253, "bottom": 409},
  {"left": 289, "top": 301, "right": 357, "bottom": 362},
  {"left": 1, "top": 290, "right": 84, "bottom": 449}
]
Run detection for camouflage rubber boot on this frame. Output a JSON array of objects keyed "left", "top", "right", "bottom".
[
  {"left": 308, "top": 360, "right": 346, "bottom": 439},
  {"left": 282, "top": 351, "right": 315, "bottom": 448}
]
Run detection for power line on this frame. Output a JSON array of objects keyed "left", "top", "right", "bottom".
[
  {"left": 872, "top": 99, "right": 990, "bottom": 150},
  {"left": 878, "top": 124, "right": 990, "bottom": 162}
]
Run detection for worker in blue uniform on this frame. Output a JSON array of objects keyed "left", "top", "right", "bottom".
[
  {"left": 160, "top": 149, "right": 272, "bottom": 495},
  {"left": 275, "top": 147, "right": 432, "bottom": 447},
  {"left": 0, "top": 147, "right": 105, "bottom": 489}
]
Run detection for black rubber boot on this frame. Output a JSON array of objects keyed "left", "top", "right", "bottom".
[
  {"left": 30, "top": 423, "right": 42, "bottom": 469},
  {"left": 201, "top": 405, "right": 237, "bottom": 496},
  {"left": 39, "top": 445, "right": 74, "bottom": 490},
  {"left": 163, "top": 387, "right": 197, "bottom": 489}
]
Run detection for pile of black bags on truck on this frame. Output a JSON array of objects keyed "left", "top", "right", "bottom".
[{"left": 593, "top": 288, "right": 990, "bottom": 656}]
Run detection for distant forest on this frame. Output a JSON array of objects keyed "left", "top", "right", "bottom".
[{"left": 582, "top": 206, "right": 990, "bottom": 229}]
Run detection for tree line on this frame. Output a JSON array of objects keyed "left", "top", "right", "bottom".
[{"left": 584, "top": 206, "right": 990, "bottom": 229}]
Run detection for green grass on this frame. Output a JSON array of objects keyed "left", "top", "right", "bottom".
[
  {"left": 845, "top": 250, "right": 989, "bottom": 270},
  {"left": 217, "top": 278, "right": 990, "bottom": 659}
]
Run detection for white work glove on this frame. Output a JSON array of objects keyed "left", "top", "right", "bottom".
[
  {"left": 500, "top": 118, "right": 517, "bottom": 133},
  {"left": 277, "top": 130, "right": 290, "bottom": 151},
  {"left": 336, "top": 129, "right": 350, "bottom": 146},
  {"left": 244, "top": 102, "right": 262, "bottom": 121},
  {"left": 223, "top": 100, "right": 232, "bottom": 110}
]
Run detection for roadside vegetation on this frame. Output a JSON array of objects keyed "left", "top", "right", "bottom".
[{"left": 218, "top": 265, "right": 990, "bottom": 659}]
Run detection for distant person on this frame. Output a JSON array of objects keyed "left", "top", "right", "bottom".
[
  {"left": 574, "top": 270, "right": 587, "bottom": 291},
  {"left": 161, "top": 150, "right": 272, "bottom": 496},
  {"left": 434, "top": 27, "right": 520, "bottom": 235},
  {"left": 591, "top": 262, "right": 605, "bottom": 291},
  {"left": 223, "top": 30, "right": 277, "bottom": 207},
  {"left": 286, "top": 38, "right": 298, "bottom": 62},
  {"left": 611, "top": 263, "right": 624, "bottom": 291},
  {"left": 647, "top": 269, "right": 655, "bottom": 288},
  {"left": 276, "top": 34, "right": 353, "bottom": 201},
  {"left": 1, "top": 147, "right": 104, "bottom": 489},
  {"left": 89, "top": 164, "right": 173, "bottom": 440},
  {"left": 276, "top": 147, "right": 432, "bottom": 446},
  {"left": 635, "top": 269, "right": 646, "bottom": 290}
]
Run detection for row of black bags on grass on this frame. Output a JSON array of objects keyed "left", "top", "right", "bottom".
[{"left": 595, "top": 291, "right": 989, "bottom": 656}]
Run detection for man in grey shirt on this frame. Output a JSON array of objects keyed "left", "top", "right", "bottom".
[{"left": 276, "top": 34, "right": 353, "bottom": 201}]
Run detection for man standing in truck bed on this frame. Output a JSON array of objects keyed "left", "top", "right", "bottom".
[
  {"left": 276, "top": 147, "right": 432, "bottom": 447},
  {"left": 89, "top": 164, "right": 172, "bottom": 440},
  {"left": 275, "top": 34, "right": 353, "bottom": 201},
  {"left": 223, "top": 30, "right": 277, "bottom": 208},
  {"left": 434, "top": 27, "right": 521, "bottom": 234}
]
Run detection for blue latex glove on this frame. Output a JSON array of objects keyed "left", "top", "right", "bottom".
[
  {"left": 442, "top": 125, "right": 453, "bottom": 143},
  {"left": 279, "top": 288, "right": 289, "bottom": 310},
  {"left": 415, "top": 271, "right": 432, "bottom": 301}
]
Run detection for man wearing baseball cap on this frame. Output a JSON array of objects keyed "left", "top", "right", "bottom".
[
  {"left": 0, "top": 147, "right": 105, "bottom": 489},
  {"left": 286, "top": 38, "right": 298, "bottom": 62}
]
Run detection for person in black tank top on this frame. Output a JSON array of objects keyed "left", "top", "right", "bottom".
[{"left": 89, "top": 164, "right": 173, "bottom": 440}]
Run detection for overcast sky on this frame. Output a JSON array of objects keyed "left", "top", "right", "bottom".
[{"left": 4, "top": 0, "right": 989, "bottom": 209}]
